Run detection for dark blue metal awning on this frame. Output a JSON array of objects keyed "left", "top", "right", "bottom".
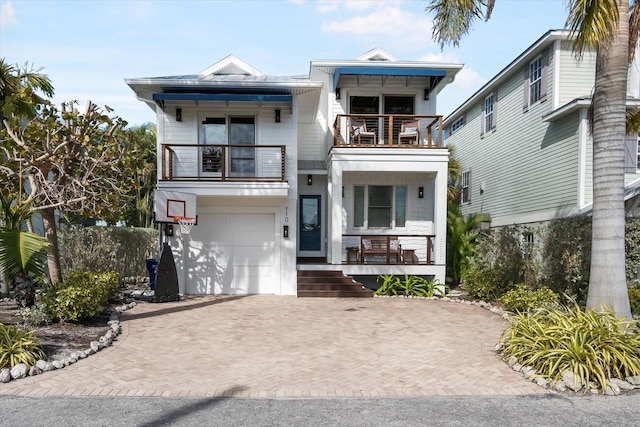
[
  {"left": 152, "top": 93, "right": 293, "bottom": 102},
  {"left": 333, "top": 67, "right": 447, "bottom": 90}
]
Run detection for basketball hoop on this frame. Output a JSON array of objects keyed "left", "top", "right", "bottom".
[{"left": 175, "top": 217, "right": 196, "bottom": 235}]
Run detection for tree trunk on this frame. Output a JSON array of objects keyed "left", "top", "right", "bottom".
[
  {"left": 586, "top": 2, "right": 632, "bottom": 319},
  {"left": 41, "top": 207, "right": 63, "bottom": 284}
]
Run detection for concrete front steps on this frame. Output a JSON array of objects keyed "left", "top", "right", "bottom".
[{"left": 297, "top": 270, "right": 373, "bottom": 298}]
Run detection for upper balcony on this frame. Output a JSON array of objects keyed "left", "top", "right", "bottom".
[
  {"left": 333, "top": 114, "right": 443, "bottom": 148},
  {"left": 161, "top": 144, "right": 286, "bottom": 182}
]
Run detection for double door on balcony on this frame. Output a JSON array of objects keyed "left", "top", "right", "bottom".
[
  {"left": 201, "top": 116, "right": 255, "bottom": 177},
  {"left": 350, "top": 95, "right": 414, "bottom": 144}
]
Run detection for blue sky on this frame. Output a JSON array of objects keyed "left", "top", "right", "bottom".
[{"left": 0, "top": 0, "right": 568, "bottom": 126}]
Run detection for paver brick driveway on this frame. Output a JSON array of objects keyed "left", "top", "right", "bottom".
[{"left": 0, "top": 295, "right": 546, "bottom": 397}]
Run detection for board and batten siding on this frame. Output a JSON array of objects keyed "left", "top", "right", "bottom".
[
  {"left": 557, "top": 41, "right": 596, "bottom": 106},
  {"left": 449, "top": 60, "right": 581, "bottom": 226}
]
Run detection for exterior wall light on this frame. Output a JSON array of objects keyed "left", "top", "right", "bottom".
[
  {"left": 336, "top": 88, "right": 341, "bottom": 100},
  {"left": 307, "top": 175, "right": 312, "bottom": 185},
  {"left": 418, "top": 187, "right": 424, "bottom": 199},
  {"left": 176, "top": 108, "right": 182, "bottom": 122},
  {"left": 283, "top": 225, "right": 289, "bottom": 238},
  {"left": 275, "top": 109, "right": 281, "bottom": 123},
  {"left": 423, "top": 89, "right": 430, "bottom": 101}
]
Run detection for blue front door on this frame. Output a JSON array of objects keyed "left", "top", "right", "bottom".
[{"left": 299, "top": 195, "right": 321, "bottom": 252}]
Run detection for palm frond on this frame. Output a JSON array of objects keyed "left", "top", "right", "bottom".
[
  {"left": 630, "top": 1, "right": 640, "bottom": 62},
  {"left": 427, "top": 0, "right": 493, "bottom": 48},
  {"left": 565, "top": 0, "right": 620, "bottom": 57},
  {"left": 628, "top": 108, "right": 640, "bottom": 134},
  {"left": 0, "top": 228, "right": 49, "bottom": 281}
]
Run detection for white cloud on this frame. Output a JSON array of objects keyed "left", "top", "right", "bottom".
[
  {"left": 320, "top": 6, "right": 432, "bottom": 44},
  {"left": 452, "top": 67, "right": 487, "bottom": 90},
  {"left": 0, "top": 1, "right": 16, "bottom": 27}
]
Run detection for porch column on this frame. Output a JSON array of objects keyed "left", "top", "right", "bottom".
[
  {"left": 328, "top": 161, "right": 343, "bottom": 265},
  {"left": 434, "top": 159, "right": 448, "bottom": 281}
]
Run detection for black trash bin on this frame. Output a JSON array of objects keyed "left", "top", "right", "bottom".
[{"left": 146, "top": 258, "right": 160, "bottom": 290}]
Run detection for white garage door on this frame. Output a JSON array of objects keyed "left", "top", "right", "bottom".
[{"left": 186, "top": 213, "right": 277, "bottom": 294}]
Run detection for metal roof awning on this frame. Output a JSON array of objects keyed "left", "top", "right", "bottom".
[
  {"left": 333, "top": 67, "right": 447, "bottom": 90},
  {"left": 152, "top": 93, "right": 293, "bottom": 102}
]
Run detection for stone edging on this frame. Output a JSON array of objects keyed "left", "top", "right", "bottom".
[
  {"left": 0, "top": 301, "right": 136, "bottom": 384},
  {"left": 374, "top": 293, "right": 640, "bottom": 396}
]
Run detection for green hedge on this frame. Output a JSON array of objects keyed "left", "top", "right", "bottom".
[
  {"left": 40, "top": 271, "right": 120, "bottom": 322},
  {"left": 59, "top": 226, "right": 157, "bottom": 278}
]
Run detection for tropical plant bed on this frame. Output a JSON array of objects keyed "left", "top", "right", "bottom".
[{"left": 0, "top": 298, "right": 111, "bottom": 361}]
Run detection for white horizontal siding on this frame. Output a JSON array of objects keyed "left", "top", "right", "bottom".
[{"left": 298, "top": 123, "right": 326, "bottom": 160}]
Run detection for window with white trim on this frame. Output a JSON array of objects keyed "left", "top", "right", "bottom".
[
  {"left": 451, "top": 116, "right": 465, "bottom": 134},
  {"left": 353, "top": 185, "right": 407, "bottom": 229},
  {"left": 529, "top": 56, "right": 543, "bottom": 104},
  {"left": 637, "top": 137, "right": 640, "bottom": 170},
  {"left": 483, "top": 94, "right": 495, "bottom": 134},
  {"left": 460, "top": 171, "right": 471, "bottom": 205}
]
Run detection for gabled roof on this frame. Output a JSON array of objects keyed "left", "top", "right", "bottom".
[
  {"left": 443, "top": 29, "right": 571, "bottom": 125},
  {"left": 199, "top": 55, "right": 263, "bottom": 77},
  {"left": 356, "top": 47, "right": 399, "bottom": 62}
]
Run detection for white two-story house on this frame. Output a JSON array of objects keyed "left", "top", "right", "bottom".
[
  {"left": 444, "top": 30, "right": 640, "bottom": 229},
  {"left": 126, "top": 48, "right": 461, "bottom": 296}
]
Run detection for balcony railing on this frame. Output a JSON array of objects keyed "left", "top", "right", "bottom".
[
  {"left": 161, "top": 144, "right": 286, "bottom": 181},
  {"left": 333, "top": 114, "right": 444, "bottom": 148}
]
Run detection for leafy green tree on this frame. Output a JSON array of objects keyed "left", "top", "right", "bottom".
[
  {"left": 120, "top": 123, "right": 157, "bottom": 228},
  {"left": 1, "top": 100, "right": 129, "bottom": 284},
  {"left": 428, "top": 0, "right": 638, "bottom": 318}
]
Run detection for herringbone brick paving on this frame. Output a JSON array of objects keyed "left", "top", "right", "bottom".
[{"left": 0, "top": 295, "right": 547, "bottom": 397}]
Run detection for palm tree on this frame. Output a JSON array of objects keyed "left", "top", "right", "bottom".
[
  {"left": 0, "top": 193, "right": 48, "bottom": 305},
  {"left": 0, "top": 59, "right": 54, "bottom": 122},
  {"left": 428, "top": 0, "right": 638, "bottom": 318}
]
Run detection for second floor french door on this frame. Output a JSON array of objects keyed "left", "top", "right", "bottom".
[
  {"left": 349, "top": 95, "right": 414, "bottom": 144},
  {"left": 201, "top": 116, "right": 255, "bottom": 177}
]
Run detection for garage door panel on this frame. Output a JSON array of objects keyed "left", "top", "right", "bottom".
[{"left": 187, "top": 213, "right": 276, "bottom": 294}]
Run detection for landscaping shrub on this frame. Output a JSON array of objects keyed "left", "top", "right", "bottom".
[
  {"left": 0, "top": 323, "right": 45, "bottom": 368},
  {"left": 375, "top": 275, "right": 447, "bottom": 298},
  {"left": 499, "top": 302, "right": 640, "bottom": 392},
  {"left": 629, "top": 288, "right": 640, "bottom": 317},
  {"left": 461, "top": 266, "right": 512, "bottom": 301},
  {"left": 474, "top": 225, "right": 527, "bottom": 286},
  {"left": 39, "top": 271, "right": 120, "bottom": 322},
  {"left": 540, "top": 216, "right": 591, "bottom": 303},
  {"left": 625, "top": 218, "right": 640, "bottom": 281},
  {"left": 497, "top": 284, "right": 560, "bottom": 313},
  {"left": 59, "top": 226, "right": 157, "bottom": 278}
]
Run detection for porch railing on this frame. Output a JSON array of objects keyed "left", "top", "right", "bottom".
[
  {"left": 161, "top": 144, "right": 286, "bottom": 181},
  {"left": 333, "top": 114, "right": 444, "bottom": 148},
  {"left": 342, "top": 234, "right": 435, "bottom": 265}
]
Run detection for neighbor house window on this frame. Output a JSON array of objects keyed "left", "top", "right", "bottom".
[
  {"left": 353, "top": 185, "right": 406, "bottom": 229},
  {"left": 451, "top": 116, "right": 465, "bottom": 134},
  {"left": 481, "top": 93, "right": 496, "bottom": 135},
  {"left": 461, "top": 171, "right": 471, "bottom": 204},
  {"left": 637, "top": 137, "right": 640, "bottom": 170},
  {"left": 523, "top": 49, "right": 548, "bottom": 112},
  {"left": 529, "top": 56, "right": 543, "bottom": 104}
]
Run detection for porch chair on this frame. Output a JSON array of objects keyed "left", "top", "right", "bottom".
[
  {"left": 350, "top": 118, "right": 376, "bottom": 144},
  {"left": 398, "top": 120, "right": 420, "bottom": 145}
]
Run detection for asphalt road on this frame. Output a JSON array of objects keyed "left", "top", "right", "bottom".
[{"left": 1, "top": 394, "right": 639, "bottom": 426}]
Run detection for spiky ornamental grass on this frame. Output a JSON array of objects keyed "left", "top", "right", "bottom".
[
  {"left": 0, "top": 323, "right": 46, "bottom": 369},
  {"left": 499, "top": 303, "right": 640, "bottom": 392}
]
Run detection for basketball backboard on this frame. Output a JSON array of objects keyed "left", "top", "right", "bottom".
[{"left": 154, "top": 190, "right": 197, "bottom": 223}]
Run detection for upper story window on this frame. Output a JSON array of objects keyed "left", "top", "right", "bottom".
[
  {"left": 354, "top": 185, "right": 406, "bottom": 229},
  {"left": 523, "top": 50, "right": 548, "bottom": 112},
  {"left": 481, "top": 93, "right": 496, "bottom": 135},
  {"left": 460, "top": 171, "right": 471, "bottom": 205},
  {"left": 637, "top": 137, "right": 640, "bottom": 170},
  {"left": 529, "top": 56, "right": 543, "bottom": 104},
  {"left": 451, "top": 116, "right": 465, "bottom": 134}
]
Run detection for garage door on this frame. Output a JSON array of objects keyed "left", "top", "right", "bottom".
[{"left": 187, "top": 213, "right": 277, "bottom": 294}]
